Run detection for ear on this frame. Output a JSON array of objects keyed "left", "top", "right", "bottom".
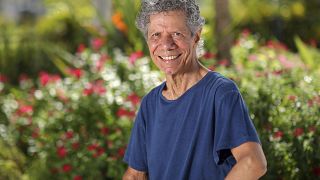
[{"left": 194, "top": 28, "right": 202, "bottom": 43}]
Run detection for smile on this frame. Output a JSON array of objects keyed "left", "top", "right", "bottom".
[{"left": 159, "top": 54, "right": 181, "bottom": 61}]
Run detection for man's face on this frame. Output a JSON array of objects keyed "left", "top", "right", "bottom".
[{"left": 147, "top": 10, "right": 199, "bottom": 75}]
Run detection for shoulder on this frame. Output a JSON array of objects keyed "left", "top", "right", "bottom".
[
  {"left": 139, "top": 82, "right": 165, "bottom": 108},
  {"left": 206, "top": 71, "right": 239, "bottom": 96}
]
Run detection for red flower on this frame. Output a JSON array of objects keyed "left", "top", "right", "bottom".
[
  {"left": 287, "top": 95, "right": 297, "bottom": 101},
  {"left": 57, "top": 146, "right": 67, "bottom": 158},
  {"left": 72, "top": 142, "right": 80, "bottom": 150},
  {"left": 32, "top": 128, "right": 40, "bottom": 138},
  {"left": 313, "top": 167, "right": 320, "bottom": 176},
  {"left": 127, "top": 93, "right": 140, "bottom": 106},
  {"left": 77, "top": 43, "right": 86, "bottom": 53},
  {"left": 118, "top": 147, "right": 126, "bottom": 157},
  {"left": 50, "top": 74, "right": 61, "bottom": 83},
  {"left": 217, "top": 59, "right": 230, "bottom": 67},
  {"left": 39, "top": 71, "right": 50, "bottom": 86},
  {"left": 73, "top": 175, "right": 83, "bottom": 180},
  {"left": 93, "top": 147, "right": 105, "bottom": 158},
  {"left": 309, "top": 39, "right": 317, "bottom": 48},
  {"left": 273, "top": 131, "right": 284, "bottom": 139},
  {"left": 100, "top": 127, "right": 109, "bottom": 135},
  {"left": 116, "top": 108, "right": 135, "bottom": 118},
  {"left": 50, "top": 167, "right": 59, "bottom": 174},
  {"left": 87, "top": 143, "right": 99, "bottom": 151},
  {"left": 0, "top": 74, "right": 8, "bottom": 83},
  {"left": 293, "top": 128, "right": 304, "bottom": 137},
  {"left": 65, "top": 130, "right": 74, "bottom": 139},
  {"left": 68, "top": 68, "right": 83, "bottom": 79},
  {"left": 129, "top": 51, "right": 143, "bottom": 64},
  {"left": 308, "top": 126, "right": 316, "bottom": 133},
  {"left": 62, "top": 164, "right": 72, "bottom": 173},
  {"left": 91, "top": 38, "right": 105, "bottom": 50},
  {"left": 19, "top": 74, "right": 29, "bottom": 82},
  {"left": 202, "top": 52, "right": 216, "bottom": 60}
]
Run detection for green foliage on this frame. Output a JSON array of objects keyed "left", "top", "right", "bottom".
[{"left": 0, "top": 41, "right": 162, "bottom": 179}]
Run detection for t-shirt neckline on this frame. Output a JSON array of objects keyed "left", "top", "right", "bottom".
[{"left": 159, "top": 71, "right": 214, "bottom": 102}]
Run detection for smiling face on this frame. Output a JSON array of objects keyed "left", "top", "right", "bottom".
[{"left": 147, "top": 10, "right": 200, "bottom": 75}]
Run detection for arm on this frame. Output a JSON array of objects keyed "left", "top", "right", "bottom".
[
  {"left": 122, "top": 167, "right": 148, "bottom": 180},
  {"left": 225, "top": 142, "right": 267, "bottom": 180}
]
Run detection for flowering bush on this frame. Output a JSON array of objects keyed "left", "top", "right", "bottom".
[
  {"left": 1, "top": 31, "right": 320, "bottom": 179},
  {"left": 201, "top": 30, "right": 320, "bottom": 179},
  {"left": 0, "top": 41, "right": 162, "bottom": 179}
]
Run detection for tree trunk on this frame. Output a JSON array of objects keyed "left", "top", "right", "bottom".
[{"left": 214, "top": 0, "right": 233, "bottom": 66}]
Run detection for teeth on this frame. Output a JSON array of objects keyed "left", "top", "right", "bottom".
[{"left": 161, "top": 55, "right": 178, "bottom": 60}]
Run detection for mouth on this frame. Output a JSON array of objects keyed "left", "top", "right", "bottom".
[{"left": 158, "top": 54, "right": 182, "bottom": 61}]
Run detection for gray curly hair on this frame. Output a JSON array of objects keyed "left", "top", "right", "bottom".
[
  {"left": 136, "top": 0, "right": 205, "bottom": 37},
  {"left": 136, "top": 0, "right": 205, "bottom": 56}
]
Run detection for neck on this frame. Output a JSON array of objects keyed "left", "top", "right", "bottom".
[{"left": 163, "top": 62, "right": 209, "bottom": 100}]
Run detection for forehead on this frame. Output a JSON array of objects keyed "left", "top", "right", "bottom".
[{"left": 148, "top": 10, "right": 188, "bottom": 30}]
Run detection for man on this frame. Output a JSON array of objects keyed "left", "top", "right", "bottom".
[{"left": 123, "top": 0, "right": 267, "bottom": 179}]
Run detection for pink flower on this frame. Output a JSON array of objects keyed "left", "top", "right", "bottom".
[
  {"left": 77, "top": 43, "right": 86, "bottom": 53},
  {"left": 62, "top": 164, "right": 72, "bottom": 173},
  {"left": 39, "top": 71, "right": 50, "bottom": 86},
  {"left": 248, "top": 55, "right": 257, "bottom": 61},
  {"left": 127, "top": 93, "right": 140, "bottom": 106},
  {"left": 68, "top": 68, "right": 83, "bottom": 79},
  {"left": 73, "top": 175, "right": 83, "bottom": 180},
  {"left": 278, "top": 55, "right": 295, "bottom": 69},
  {"left": 129, "top": 51, "right": 143, "bottom": 64},
  {"left": 83, "top": 81, "right": 106, "bottom": 96},
  {"left": 241, "top": 28, "right": 251, "bottom": 37},
  {"left": 17, "top": 105, "right": 33, "bottom": 116},
  {"left": 95, "top": 53, "right": 109, "bottom": 71},
  {"left": 57, "top": 146, "right": 67, "bottom": 158},
  {"left": 91, "top": 38, "right": 105, "bottom": 50},
  {"left": 293, "top": 128, "right": 304, "bottom": 137}
]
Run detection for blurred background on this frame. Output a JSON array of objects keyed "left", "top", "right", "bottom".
[{"left": 0, "top": 0, "right": 319, "bottom": 179}]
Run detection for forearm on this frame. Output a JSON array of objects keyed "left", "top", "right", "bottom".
[
  {"left": 122, "top": 168, "right": 148, "bottom": 180},
  {"left": 225, "top": 156, "right": 267, "bottom": 180}
]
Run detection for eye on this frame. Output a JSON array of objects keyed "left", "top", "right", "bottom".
[
  {"left": 173, "top": 32, "right": 182, "bottom": 37},
  {"left": 151, "top": 32, "right": 160, "bottom": 38}
]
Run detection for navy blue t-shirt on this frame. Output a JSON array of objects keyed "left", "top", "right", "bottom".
[{"left": 124, "top": 71, "right": 260, "bottom": 180}]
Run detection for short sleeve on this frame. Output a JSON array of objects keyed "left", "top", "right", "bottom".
[
  {"left": 123, "top": 105, "right": 148, "bottom": 172},
  {"left": 213, "top": 89, "right": 260, "bottom": 165}
]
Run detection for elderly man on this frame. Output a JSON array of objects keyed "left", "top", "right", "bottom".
[{"left": 123, "top": 0, "right": 267, "bottom": 179}]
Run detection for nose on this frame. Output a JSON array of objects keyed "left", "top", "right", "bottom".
[{"left": 160, "top": 35, "right": 177, "bottom": 51}]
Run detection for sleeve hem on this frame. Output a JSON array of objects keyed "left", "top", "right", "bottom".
[
  {"left": 213, "top": 135, "right": 261, "bottom": 164},
  {"left": 123, "top": 157, "right": 148, "bottom": 172}
]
